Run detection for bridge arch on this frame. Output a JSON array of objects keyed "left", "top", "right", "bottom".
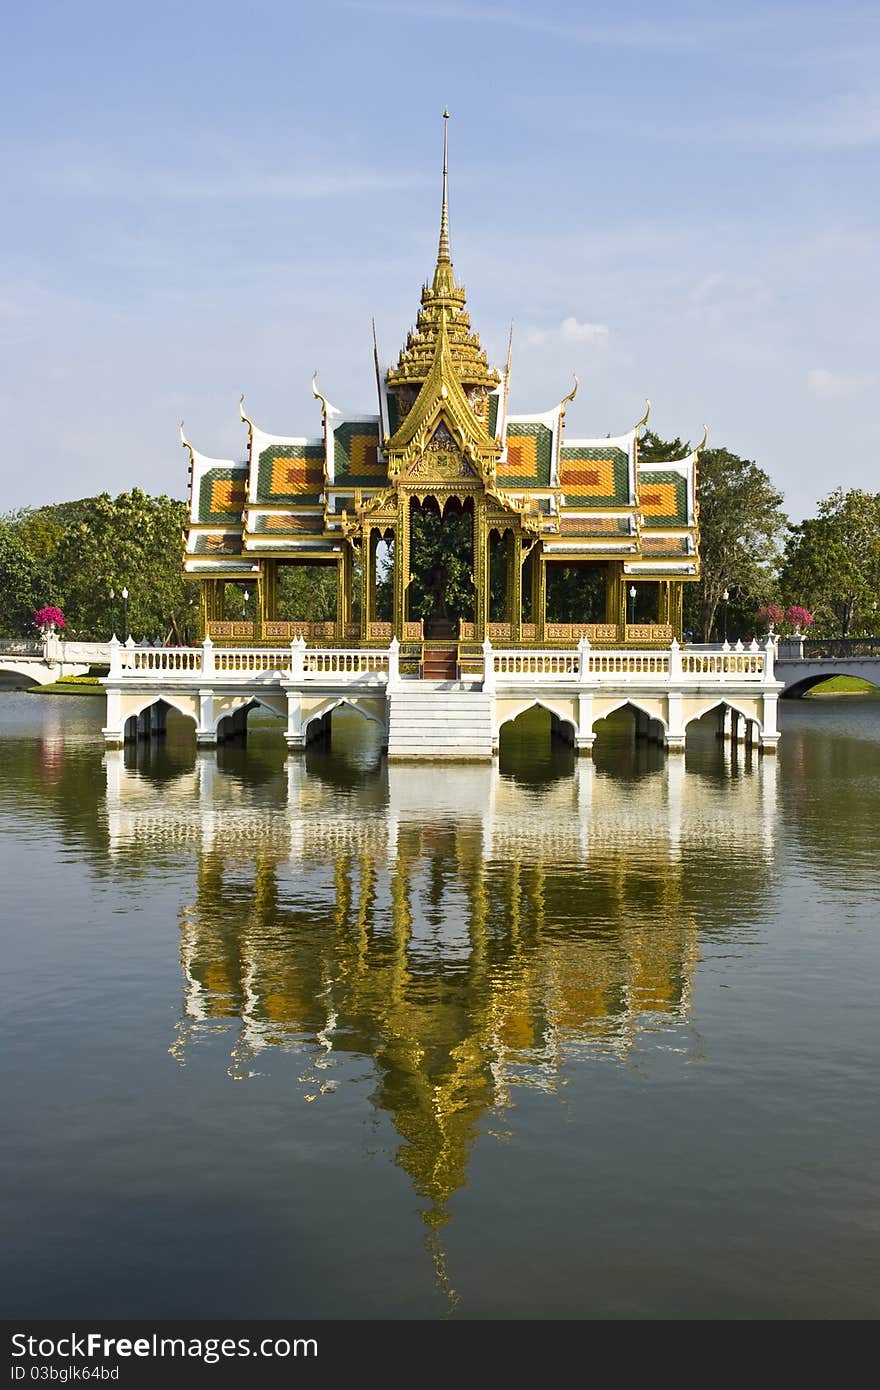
[
  {"left": 782, "top": 671, "right": 880, "bottom": 699},
  {"left": 214, "top": 695, "right": 286, "bottom": 739},
  {"left": 683, "top": 697, "right": 762, "bottom": 735},
  {"left": 122, "top": 695, "right": 197, "bottom": 742},
  {"left": 304, "top": 696, "right": 387, "bottom": 739},
  {"left": 592, "top": 698, "right": 668, "bottom": 739},
  {"left": 496, "top": 698, "right": 578, "bottom": 743},
  {"left": 0, "top": 663, "right": 47, "bottom": 687}
]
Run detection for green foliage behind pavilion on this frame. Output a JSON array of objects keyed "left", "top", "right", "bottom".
[
  {"left": 4, "top": 468, "right": 879, "bottom": 646},
  {"left": 0, "top": 490, "right": 354, "bottom": 642}
]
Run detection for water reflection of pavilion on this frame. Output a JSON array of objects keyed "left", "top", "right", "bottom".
[{"left": 105, "top": 752, "right": 777, "bottom": 1228}]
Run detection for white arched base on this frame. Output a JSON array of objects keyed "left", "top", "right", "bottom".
[{"left": 494, "top": 699, "right": 578, "bottom": 753}]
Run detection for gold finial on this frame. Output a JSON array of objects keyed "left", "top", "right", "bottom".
[
  {"left": 634, "top": 399, "right": 651, "bottom": 432},
  {"left": 234, "top": 394, "right": 251, "bottom": 442},
  {"left": 179, "top": 420, "right": 194, "bottom": 465},
  {"left": 438, "top": 109, "right": 451, "bottom": 266},
  {"left": 501, "top": 320, "right": 514, "bottom": 437},
  {"left": 560, "top": 373, "right": 579, "bottom": 414},
  {"left": 311, "top": 371, "right": 330, "bottom": 417},
  {"left": 695, "top": 424, "right": 709, "bottom": 455},
  {"left": 372, "top": 318, "right": 387, "bottom": 444}
]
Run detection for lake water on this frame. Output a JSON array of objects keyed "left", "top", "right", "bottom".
[{"left": 1, "top": 691, "right": 879, "bottom": 1319}]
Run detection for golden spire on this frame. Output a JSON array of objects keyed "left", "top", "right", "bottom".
[
  {"left": 386, "top": 115, "right": 499, "bottom": 406},
  {"left": 431, "top": 109, "right": 456, "bottom": 300},
  {"left": 438, "top": 109, "right": 451, "bottom": 266}
]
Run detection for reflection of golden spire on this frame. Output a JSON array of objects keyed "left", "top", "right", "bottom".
[{"left": 159, "top": 757, "right": 732, "bottom": 1291}]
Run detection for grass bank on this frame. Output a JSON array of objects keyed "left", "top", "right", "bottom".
[
  {"left": 28, "top": 675, "right": 105, "bottom": 697},
  {"left": 806, "top": 675, "right": 880, "bottom": 696}
]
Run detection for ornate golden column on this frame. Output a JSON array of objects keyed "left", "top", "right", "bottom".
[
  {"left": 393, "top": 495, "right": 411, "bottom": 640},
  {"left": 670, "top": 581, "right": 684, "bottom": 641},
  {"left": 198, "top": 581, "right": 210, "bottom": 640},
  {"left": 256, "top": 559, "right": 277, "bottom": 641},
  {"left": 531, "top": 544, "right": 546, "bottom": 643},
  {"left": 342, "top": 544, "right": 353, "bottom": 633},
  {"left": 360, "top": 528, "right": 374, "bottom": 643},
  {"left": 658, "top": 580, "right": 670, "bottom": 626},
  {"left": 509, "top": 530, "right": 523, "bottom": 644},
  {"left": 604, "top": 561, "right": 626, "bottom": 640},
  {"left": 473, "top": 495, "right": 489, "bottom": 641},
  {"left": 335, "top": 552, "right": 346, "bottom": 642}
]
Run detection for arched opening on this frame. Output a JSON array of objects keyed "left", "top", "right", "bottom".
[
  {"left": 545, "top": 561, "right": 607, "bottom": 623},
  {"left": 625, "top": 581, "right": 661, "bottom": 626},
  {"left": 123, "top": 697, "right": 194, "bottom": 744},
  {"left": 372, "top": 526, "right": 396, "bottom": 623},
  {"left": 408, "top": 495, "right": 475, "bottom": 637},
  {"left": 684, "top": 701, "right": 761, "bottom": 757},
  {"left": 122, "top": 698, "right": 198, "bottom": 773},
  {"left": 275, "top": 563, "right": 338, "bottom": 623},
  {"left": 591, "top": 702, "right": 667, "bottom": 771},
  {"left": 215, "top": 698, "right": 286, "bottom": 745},
  {"left": 304, "top": 701, "right": 385, "bottom": 773},
  {"left": 488, "top": 526, "right": 515, "bottom": 623},
  {"left": 497, "top": 703, "right": 576, "bottom": 781}
]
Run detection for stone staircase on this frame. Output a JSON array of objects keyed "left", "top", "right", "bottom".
[
  {"left": 387, "top": 682, "right": 494, "bottom": 760},
  {"left": 421, "top": 644, "right": 458, "bottom": 680}
]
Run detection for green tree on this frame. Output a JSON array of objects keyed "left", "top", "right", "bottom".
[
  {"left": 276, "top": 565, "right": 339, "bottom": 622},
  {"left": 406, "top": 505, "right": 475, "bottom": 622},
  {"left": 0, "top": 522, "right": 40, "bottom": 635},
  {"left": 51, "top": 490, "right": 198, "bottom": 641},
  {"left": 781, "top": 488, "right": 880, "bottom": 638},
  {"left": 546, "top": 565, "right": 605, "bottom": 622},
  {"left": 640, "top": 432, "right": 788, "bottom": 640}
]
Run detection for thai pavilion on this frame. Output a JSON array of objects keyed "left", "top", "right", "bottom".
[{"left": 182, "top": 115, "right": 701, "bottom": 680}]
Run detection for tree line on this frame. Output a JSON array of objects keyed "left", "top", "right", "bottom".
[{"left": 0, "top": 443, "right": 878, "bottom": 642}]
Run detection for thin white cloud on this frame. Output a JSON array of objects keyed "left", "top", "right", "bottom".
[
  {"left": 4, "top": 143, "right": 428, "bottom": 203},
  {"left": 526, "top": 318, "right": 609, "bottom": 348},
  {"left": 560, "top": 317, "right": 610, "bottom": 344},
  {"left": 807, "top": 367, "right": 879, "bottom": 400},
  {"left": 334, "top": 0, "right": 808, "bottom": 55}
]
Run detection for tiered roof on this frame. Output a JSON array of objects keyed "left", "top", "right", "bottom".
[{"left": 183, "top": 116, "right": 701, "bottom": 580}]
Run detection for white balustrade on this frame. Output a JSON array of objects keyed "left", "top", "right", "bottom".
[
  {"left": 492, "top": 651, "right": 580, "bottom": 678},
  {"left": 490, "top": 642, "right": 771, "bottom": 687},
  {"left": 131, "top": 648, "right": 203, "bottom": 673},
  {"left": 214, "top": 649, "right": 292, "bottom": 675},
  {"left": 106, "top": 642, "right": 389, "bottom": 683},
  {"left": 303, "top": 649, "right": 390, "bottom": 678},
  {"left": 104, "top": 639, "right": 773, "bottom": 693}
]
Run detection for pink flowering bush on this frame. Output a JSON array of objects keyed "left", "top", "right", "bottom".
[
  {"left": 34, "top": 606, "right": 66, "bottom": 631},
  {"left": 756, "top": 603, "right": 814, "bottom": 635},
  {"left": 785, "top": 605, "right": 814, "bottom": 631},
  {"left": 756, "top": 604, "right": 784, "bottom": 631}
]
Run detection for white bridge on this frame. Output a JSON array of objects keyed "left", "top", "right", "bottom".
[
  {"left": 102, "top": 634, "right": 784, "bottom": 758},
  {"left": 775, "top": 637, "right": 880, "bottom": 697},
  {"left": 0, "top": 637, "right": 112, "bottom": 685}
]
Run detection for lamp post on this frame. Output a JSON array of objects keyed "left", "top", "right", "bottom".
[
  {"left": 628, "top": 585, "right": 637, "bottom": 627},
  {"left": 109, "top": 588, "right": 115, "bottom": 639},
  {"left": 242, "top": 588, "right": 250, "bottom": 625},
  {"left": 121, "top": 587, "right": 129, "bottom": 642},
  {"left": 722, "top": 588, "right": 729, "bottom": 644}
]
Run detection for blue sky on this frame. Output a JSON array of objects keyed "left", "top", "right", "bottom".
[{"left": 2, "top": 0, "right": 878, "bottom": 519}]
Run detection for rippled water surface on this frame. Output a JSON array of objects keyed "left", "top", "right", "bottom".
[{"left": 1, "top": 691, "right": 879, "bottom": 1319}]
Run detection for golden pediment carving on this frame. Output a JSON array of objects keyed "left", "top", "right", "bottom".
[{"left": 404, "top": 447, "right": 478, "bottom": 480}]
